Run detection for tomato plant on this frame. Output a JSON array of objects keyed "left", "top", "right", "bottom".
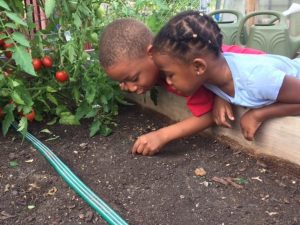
[
  {"left": 1, "top": 0, "right": 183, "bottom": 137},
  {"left": 55, "top": 70, "right": 68, "bottom": 82}
]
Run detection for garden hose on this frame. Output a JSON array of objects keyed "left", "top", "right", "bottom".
[{"left": 12, "top": 123, "right": 129, "bottom": 225}]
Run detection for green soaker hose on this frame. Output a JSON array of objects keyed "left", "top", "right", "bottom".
[{"left": 12, "top": 123, "right": 129, "bottom": 225}]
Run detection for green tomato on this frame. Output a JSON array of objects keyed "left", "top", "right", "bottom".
[
  {"left": 96, "top": 7, "right": 105, "bottom": 19},
  {"left": 69, "top": 1, "right": 78, "bottom": 12},
  {"left": 90, "top": 32, "right": 98, "bottom": 43}
]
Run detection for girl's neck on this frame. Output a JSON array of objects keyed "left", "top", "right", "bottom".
[{"left": 205, "top": 54, "right": 234, "bottom": 96}]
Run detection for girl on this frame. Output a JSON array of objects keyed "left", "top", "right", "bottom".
[{"left": 151, "top": 10, "right": 300, "bottom": 140}]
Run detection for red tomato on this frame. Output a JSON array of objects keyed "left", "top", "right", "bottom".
[
  {"left": 5, "top": 51, "right": 12, "bottom": 58},
  {"left": 41, "top": 55, "right": 53, "bottom": 68},
  {"left": 0, "top": 108, "right": 4, "bottom": 118},
  {"left": 32, "top": 58, "right": 43, "bottom": 71},
  {"left": 3, "top": 42, "right": 13, "bottom": 49},
  {"left": 0, "top": 32, "right": 5, "bottom": 47},
  {"left": 20, "top": 109, "right": 35, "bottom": 122},
  {"left": 3, "top": 42, "right": 13, "bottom": 58},
  {"left": 0, "top": 39, "right": 4, "bottom": 47},
  {"left": 25, "top": 109, "right": 35, "bottom": 122},
  {"left": 55, "top": 70, "right": 69, "bottom": 82}
]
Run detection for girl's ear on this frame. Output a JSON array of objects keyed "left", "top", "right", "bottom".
[
  {"left": 147, "top": 45, "right": 153, "bottom": 58},
  {"left": 192, "top": 58, "right": 207, "bottom": 76}
]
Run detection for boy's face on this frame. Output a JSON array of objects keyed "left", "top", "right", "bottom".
[
  {"left": 105, "top": 56, "right": 159, "bottom": 94},
  {"left": 153, "top": 53, "right": 204, "bottom": 96}
]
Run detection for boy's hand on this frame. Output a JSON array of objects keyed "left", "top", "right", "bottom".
[
  {"left": 132, "top": 130, "right": 167, "bottom": 156},
  {"left": 240, "top": 110, "right": 263, "bottom": 141},
  {"left": 213, "top": 96, "right": 234, "bottom": 128}
]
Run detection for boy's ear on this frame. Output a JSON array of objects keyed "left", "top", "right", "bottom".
[
  {"left": 147, "top": 45, "right": 153, "bottom": 57},
  {"left": 192, "top": 58, "right": 207, "bottom": 76}
]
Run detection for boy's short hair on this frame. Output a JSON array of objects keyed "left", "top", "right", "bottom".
[{"left": 99, "top": 18, "right": 153, "bottom": 68}]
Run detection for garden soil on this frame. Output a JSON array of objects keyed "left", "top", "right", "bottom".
[{"left": 0, "top": 104, "right": 300, "bottom": 225}]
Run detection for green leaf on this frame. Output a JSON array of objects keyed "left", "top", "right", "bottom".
[
  {"left": 8, "top": 79, "right": 21, "bottom": 87},
  {"left": 85, "top": 108, "right": 97, "bottom": 118},
  {"left": 72, "top": 86, "right": 80, "bottom": 104},
  {"left": 12, "top": 46, "right": 36, "bottom": 76},
  {"left": 9, "top": 161, "right": 18, "bottom": 168},
  {"left": 12, "top": 32, "right": 30, "bottom": 47},
  {"left": 46, "top": 86, "right": 57, "bottom": 93},
  {"left": 5, "top": 23, "right": 18, "bottom": 29},
  {"left": 86, "top": 85, "right": 96, "bottom": 104},
  {"left": 5, "top": 12, "right": 27, "bottom": 26},
  {"left": 17, "top": 117, "right": 28, "bottom": 136},
  {"left": 59, "top": 114, "right": 80, "bottom": 125},
  {"left": 11, "top": 90, "right": 25, "bottom": 105},
  {"left": 47, "top": 117, "right": 57, "bottom": 125},
  {"left": 89, "top": 120, "right": 101, "bottom": 137},
  {"left": 68, "top": 44, "right": 76, "bottom": 62},
  {"left": 15, "top": 86, "right": 33, "bottom": 106},
  {"left": 0, "top": 0, "right": 10, "bottom": 10},
  {"left": 45, "top": 0, "right": 56, "bottom": 18},
  {"left": 99, "top": 126, "right": 112, "bottom": 136},
  {"left": 75, "top": 101, "right": 89, "bottom": 120},
  {"left": 2, "top": 110, "right": 14, "bottom": 136},
  {"left": 46, "top": 93, "right": 58, "bottom": 106},
  {"left": 73, "top": 13, "right": 82, "bottom": 28}
]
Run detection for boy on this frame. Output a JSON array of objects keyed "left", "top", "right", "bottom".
[{"left": 98, "top": 18, "right": 263, "bottom": 156}]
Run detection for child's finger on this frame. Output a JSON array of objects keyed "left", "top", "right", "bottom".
[
  {"left": 132, "top": 139, "right": 141, "bottom": 154},
  {"left": 219, "top": 112, "right": 232, "bottom": 128},
  {"left": 136, "top": 143, "right": 146, "bottom": 154},
  {"left": 226, "top": 108, "right": 235, "bottom": 121}
]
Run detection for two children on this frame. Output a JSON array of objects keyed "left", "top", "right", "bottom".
[
  {"left": 151, "top": 10, "right": 300, "bottom": 140},
  {"left": 99, "top": 18, "right": 228, "bottom": 156},
  {"left": 98, "top": 18, "right": 266, "bottom": 156}
]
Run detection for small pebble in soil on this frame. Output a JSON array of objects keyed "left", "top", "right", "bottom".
[{"left": 195, "top": 167, "right": 207, "bottom": 176}]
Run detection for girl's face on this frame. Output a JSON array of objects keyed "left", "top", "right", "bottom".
[
  {"left": 153, "top": 53, "right": 203, "bottom": 96},
  {"left": 105, "top": 56, "right": 159, "bottom": 94}
]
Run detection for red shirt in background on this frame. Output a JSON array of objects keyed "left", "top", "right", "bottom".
[{"left": 158, "top": 45, "right": 265, "bottom": 117}]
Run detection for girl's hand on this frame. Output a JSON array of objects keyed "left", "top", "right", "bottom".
[
  {"left": 240, "top": 110, "right": 263, "bottom": 141},
  {"left": 132, "top": 130, "right": 167, "bottom": 156},
  {"left": 212, "top": 96, "right": 235, "bottom": 128}
]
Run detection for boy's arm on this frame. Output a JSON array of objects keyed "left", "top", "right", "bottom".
[
  {"left": 240, "top": 103, "right": 300, "bottom": 141},
  {"left": 132, "top": 112, "right": 214, "bottom": 156}
]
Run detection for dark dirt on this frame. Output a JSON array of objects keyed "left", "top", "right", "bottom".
[{"left": 1, "top": 104, "right": 300, "bottom": 225}]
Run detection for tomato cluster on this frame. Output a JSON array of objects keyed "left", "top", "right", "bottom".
[
  {"left": 32, "top": 56, "right": 69, "bottom": 83},
  {"left": 32, "top": 55, "right": 53, "bottom": 71}
]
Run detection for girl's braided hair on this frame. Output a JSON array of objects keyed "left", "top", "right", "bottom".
[{"left": 152, "top": 10, "right": 223, "bottom": 62}]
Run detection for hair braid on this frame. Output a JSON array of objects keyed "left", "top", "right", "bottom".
[{"left": 152, "top": 10, "right": 223, "bottom": 62}]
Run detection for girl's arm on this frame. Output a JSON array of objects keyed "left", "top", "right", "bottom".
[
  {"left": 277, "top": 76, "right": 300, "bottom": 103},
  {"left": 132, "top": 112, "right": 214, "bottom": 155},
  {"left": 240, "top": 103, "right": 300, "bottom": 141}
]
